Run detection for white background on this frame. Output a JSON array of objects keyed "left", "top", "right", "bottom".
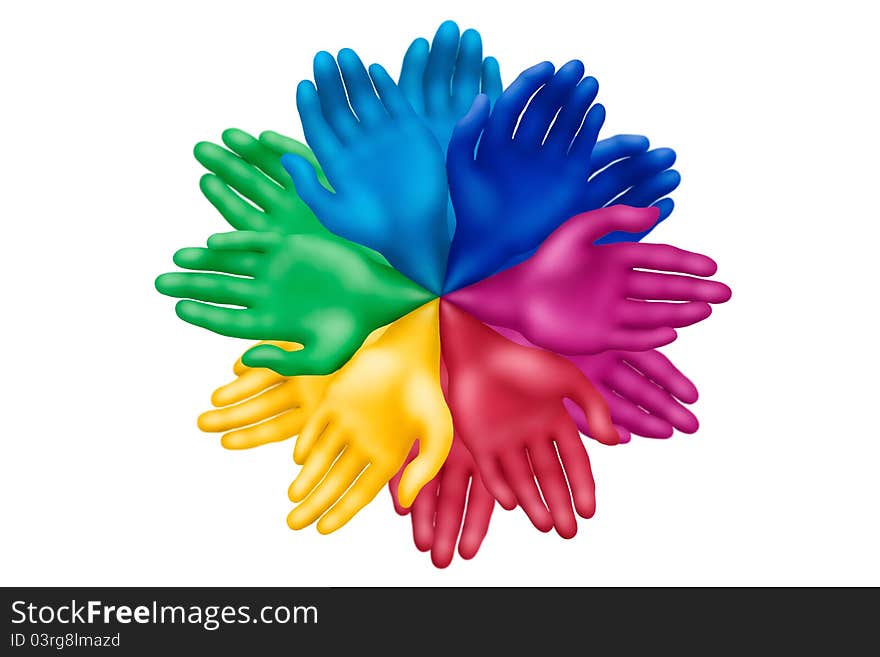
[{"left": 1, "top": 0, "right": 878, "bottom": 586}]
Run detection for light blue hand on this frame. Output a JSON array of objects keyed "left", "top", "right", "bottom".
[
  {"left": 281, "top": 49, "right": 450, "bottom": 294},
  {"left": 398, "top": 19, "right": 503, "bottom": 153}
]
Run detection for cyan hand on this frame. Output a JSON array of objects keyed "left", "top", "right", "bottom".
[
  {"left": 398, "top": 20, "right": 502, "bottom": 152},
  {"left": 281, "top": 49, "right": 450, "bottom": 293}
]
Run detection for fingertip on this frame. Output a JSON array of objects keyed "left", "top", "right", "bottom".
[
  {"left": 437, "top": 19, "right": 460, "bottom": 38},
  {"left": 431, "top": 550, "right": 453, "bottom": 569},
  {"left": 555, "top": 521, "right": 578, "bottom": 540},
  {"left": 560, "top": 59, "right": 585, "bottom": 78}
]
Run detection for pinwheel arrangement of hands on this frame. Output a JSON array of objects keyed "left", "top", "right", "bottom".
[{"left": 156, "top": 20, "right": 731, "bottom": 568}]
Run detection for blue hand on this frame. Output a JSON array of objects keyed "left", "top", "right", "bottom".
[
  {"left": 281, "top": 49, "right": 449, "bottom": 294},
  {"left": 501, "top": 143, "right": 681, "bottom": 266},
  {"left": 444, "top": 61, "right": 680, "bottom": 292},
  {"left": 398, "top": 20, "right": 503, "bottom": 238}
]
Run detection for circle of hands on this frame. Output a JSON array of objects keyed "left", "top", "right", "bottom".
[{"left": 156, "top": 21, "right": 731, "bottom": 568}]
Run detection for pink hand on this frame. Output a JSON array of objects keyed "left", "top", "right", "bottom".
[
  {"left": 440, "top": 300, "right": 617, "bottom": 539},
  {"left": 492, "top": 325, "right": 699, "bottom": 441},
  {"left": 446, "top": 205, "right": 732, "bottom": 355}
]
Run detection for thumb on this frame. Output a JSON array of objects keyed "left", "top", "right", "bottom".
[
  {"left": 397, "top": 420, "right": 453, "bottom": 508},
  {"left": 243, "top": 342, "right": 344, "bottom": 377},
  {"left": 574, "top": 205, "right": 662, "bottom": 245},
  {"left": 567, "top": 369, "right": 619, "bottom": 446},
  {"left": 388, "top": 443, "right": 419, "bottom": 515},
  {"left": 281, "top": 153, "right": 335, "bottom": 219},
  {"left": 448, "top": 94, "right": 490, "bottom": 173}
]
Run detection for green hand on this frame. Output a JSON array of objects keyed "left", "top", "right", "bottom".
[
  {"left": 155, "top": 231, "right": 434, "bottom": 375},
  {"left": 194, "top": 128, "right": 327, "bottom": 234},
  {"left": 194, "top": 128, "right": 386, "bottom": 263}
]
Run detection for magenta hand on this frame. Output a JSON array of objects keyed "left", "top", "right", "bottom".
[
  {"left": 446, "top": 205, "right": 732, "bottom": 355},
  {"left": 389, "top": 437, "right": 495, "bottom": 568},
  {"left": 491, "top": 325, "right": 698, "bottom": 441},
  {"left": 440, "top": 300, "right": 618, "bottom": 538}
]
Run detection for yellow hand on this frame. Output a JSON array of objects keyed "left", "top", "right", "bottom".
[
  {"left": 287, "top": 299, "right": 452, "bottom": 534},
  {"left": 197, "top": 341, "right": 329, "bottom": 451}
]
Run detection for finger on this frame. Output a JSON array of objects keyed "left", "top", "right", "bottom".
[
  {"left": 206, "top": 229, "right": 278, "bottom": 252},
  {"left": 590, "top": 134, "right": 650, "bottom": 170},
  {"left": 568, "top": 102, "right": 606, "bottom": 165},
  {"left": 604, "top": 391, "right": 674, "bottom": 438},
  {"left": 337, "top": 48, "right": 387, "bottom": 125},
  {"left": 288, "top": 428, "right": 347, "bottom": 502},
  {"left": 424, "top": 19, "right": 460, "bottom": 114},
  {"left": 624, "top": 349, "right": 699, "bottom": 403},
  {"left": 312, "top": 51, "right": 358, "bottom": 141},
  {"left": 411, "top": 476, "right": 439, "bottom": 550},
  {"left": 626, "top": 271, "right": 732, "bottom": 303},
  {"left": 566, "top": 367, "right": 618, "bottom": 445},
  {"left": 619, "top": 300, "right": 713, "bottom": 329},
  {"left": 232, "top": 341, "right": 301, "bottom": 377},
  {"left": 243, "top": 342, "right": 349, "bottom": 377},
  {"left": 212, "top": 368, "right": 285, "bottom": 406},
  {"left": 474, "top": 453, "right": 517, "bottom": 510},
  {"left": 193, "top": 141, "right": 283, "bottom": 210},
  {"left": 574, "top": 204, "right": 661, "bottom": 243},
  {"left": 447, "top": 94, "right": 490, "bottom": 168},
  {"left": 172, "top": 247, "right": 261, "bottom": 277},
  {"left": 221, "top": 128, "right": 291, "bottom": 186},
  {"left": 280, "top": 153, "right": 336, "bottom": 220},
  {"left": 483, "top": 61, "right": 555, "bottom": 147},
  {"left": 608, "top": 364, "right": 699, "bottom": 433},
  {"left": 169, "top": 300, "right": 264, "bottom": 339},
  {"left": 516, "top": 60, "right": 584, "bottom": 148},
  {"left": 154, "top": 272, "right": 257, "bottom": 307},
  {"left": 297, "top": 79, "right": 344, "bottom": 163},
  {"left": 588, "top": 148, "right": 677, "bottom": 205},
  {"left": 480, "top": 56, "right": 502, "bottom": 102},
  {"left": 388, "top": 443, "right": 417, "bottom": 514},
  {"left": 287, "top": 448, "right": 366, "bottom": 530},
  {"left": 621, "top": 243, "right": 718, "bottom": 276},
  {"left": 398, "top": 423, "right": 452, "bottom": 509},
  {"left": 501, "top": 451, "right": 553, "bottom": 533},
  {"left": 398, "top": 37, "right": 429, "bottom": 111},
  {"left": 431, "top": 468, "right": 469, "bottom": 568},
  {"left": 198, "top": 174, "right": 262, "bottom": 231},
  {"left": 294, "top": 409, "right": 331, "bottom": 465},
  {"left": 258, "top": 130, "right": 331, "bottom": 190},
  {"left": 317, "top": 464, "right": 391, "bottom": 534},
  {"left": 543, "top": 75, "right": 599, "bottom": 154},
  {"left": 218, "top": 408, "right": 307, "bottom": 450},
  {"left": 554, "top": 420, "right": 596, "bottom": 519},
  {"left": 368, "top": 63, "right": 414, "bottom": 118},
  {"left": 528, "top": 441, "right": 577, "bottom": 538},
  {"left": 611, "top": 169, "right": 681, "bottom": 208},
  {"left": 198, "top": 380, "right": 301, "bottom": 431},
  {"left": 451, "top": 28, "right": 483, "bottom": 112},
  {"left": 606, "top": 327, "right": 678, "bottom": 352},
  {"left": 458, "top": 474, "right": 495, "bottom": 560}
]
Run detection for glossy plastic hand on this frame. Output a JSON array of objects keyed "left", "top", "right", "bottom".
[
  {"left": 389, "top": 436, "right": 494, "bottom": 568},
  {"left": 398, "top": 20, "right": 502, "bottom": 152},
  {"left": 439, "top": 300, "right": 618, "bottom": 538},
  {"left": 155, "top": 230, "right": 433, "bottom": 375},
  {"left": 197, "top": 341, "right": 331, "bottom": 449},
  {"left": 287, "top": 300, "right": 452, "bottom": 534},
  {"left": 193, "top": 128, "right": 329, "bottom": 234},
  {"left": 281, "top": 49, "right": 449, "bottom": 293},
  {"left": 491, "top": 326, "right": 699, "bottom": 441},
  {"left": 566, "top": 349, "right": 700, "bottom": 440},
  {"left": 444, "top": 60, "right": 611, "bottom": 291},
  {"left": 447, "top": 205, "right": 732, "bottom": 355}
]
